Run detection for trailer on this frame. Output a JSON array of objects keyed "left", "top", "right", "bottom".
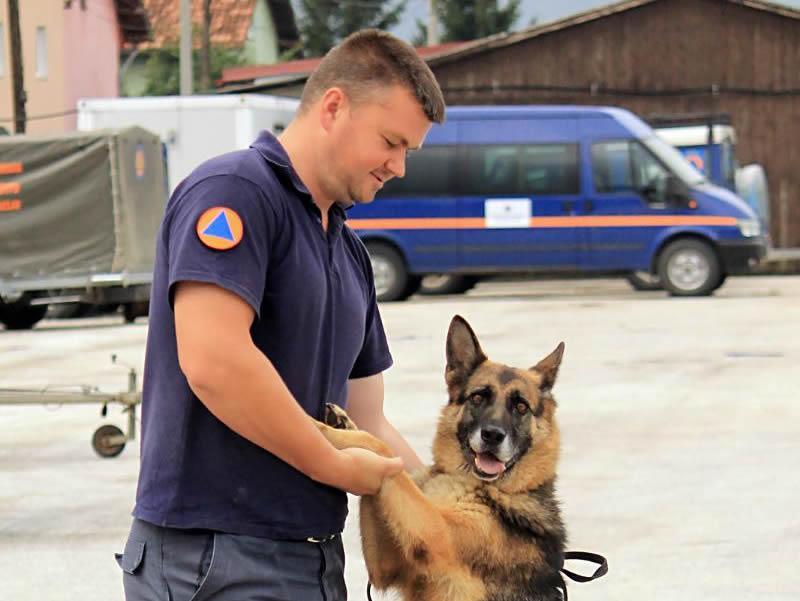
[{"left": 0, "top": 126, "right": 167, "bottom": 329}]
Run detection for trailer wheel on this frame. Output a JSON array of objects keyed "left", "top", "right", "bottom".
[
  {"left": 123, "top": 302, "right": 149, "bottom": 323},
  {"left": 0, "top": 298, "right": 48, "bottom": 330},
  {"left": 657, "top": 238, "right": 720, "bottom": 297},
  {"left": 92, "top": 424, "right": 126, "bottom": 458},
  {"left": 365, "top": 242, "right": 418, "bottom": 302}
]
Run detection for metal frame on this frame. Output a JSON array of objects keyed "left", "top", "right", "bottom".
[{"left": 0, "top": 366, "right": 141, "bottom": 458}]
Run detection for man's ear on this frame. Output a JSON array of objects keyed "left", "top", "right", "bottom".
[{"left": 319, "top": 87, "right": 346, "bottom": 133}]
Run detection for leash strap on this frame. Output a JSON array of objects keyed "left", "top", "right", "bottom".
[
  {"left": 556, "top": 550, "right": 608, "bottom": 600},
  {"left": 366, "top": 550, "right": 608, "bottom": 601}
]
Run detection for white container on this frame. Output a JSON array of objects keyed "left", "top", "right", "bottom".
[{"left": 77, "top": 94, "right": 300, "bottom": 193}]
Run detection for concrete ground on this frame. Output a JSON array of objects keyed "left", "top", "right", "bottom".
[{"left": 1, "top": 275, "right": 798, "bottom": 601}]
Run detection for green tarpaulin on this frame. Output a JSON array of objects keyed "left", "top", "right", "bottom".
[{"left": 0, "top": 127, "right": 167, "bottom": 284}]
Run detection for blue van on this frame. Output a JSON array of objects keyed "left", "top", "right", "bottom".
[{"left": 348, "top": 106, "right": 767, "bottom": 301}]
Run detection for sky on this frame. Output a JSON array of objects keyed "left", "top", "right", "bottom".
[{"left": 379, "top": 0, "right": 800, "bottom": 42}]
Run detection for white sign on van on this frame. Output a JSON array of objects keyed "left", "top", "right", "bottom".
[{"left": 484, "top": 199, "right": 532, "bottom": 229}]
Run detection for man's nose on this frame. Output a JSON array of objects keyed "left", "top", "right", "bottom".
[{"left": 385, "top": 151, "right": 406, "bottom": 178}]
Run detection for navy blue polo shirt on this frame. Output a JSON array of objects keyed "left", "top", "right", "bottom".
[{"left": 133, "top": 131, "right": 393, "bottom": 539}]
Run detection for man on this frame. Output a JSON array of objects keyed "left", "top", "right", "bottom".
[{"left": 115, "top": 29, "right": 446, "bottom": 601}]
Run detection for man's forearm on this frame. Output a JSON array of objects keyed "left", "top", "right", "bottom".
[{"left": 368, "top": 418, "right": 424, "bottom": 472}]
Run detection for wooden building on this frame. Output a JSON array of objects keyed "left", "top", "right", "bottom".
[{"left": 427, "top": 0, "right": 800, "bottom": 247}]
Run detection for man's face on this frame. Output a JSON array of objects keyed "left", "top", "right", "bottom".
[{"left": 324, "top": 85, "right": 432, "bottom": 205}]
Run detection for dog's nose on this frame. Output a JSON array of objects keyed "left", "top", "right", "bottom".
[{"left": 480, "top": 426, "right": 506, "bottom": 446}]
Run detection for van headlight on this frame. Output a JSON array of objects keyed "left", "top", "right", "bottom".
[{"left": 737, "top": 219, "right": 761, "bottom": 237}]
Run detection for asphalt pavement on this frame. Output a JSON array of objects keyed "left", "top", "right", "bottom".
[{"left": 1, "top": 275, "right": 798, "bottom": 601}]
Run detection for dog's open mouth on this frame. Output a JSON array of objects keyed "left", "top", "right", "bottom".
[{"left": 473, "top": 451, "right": 507, "bottom": 479}]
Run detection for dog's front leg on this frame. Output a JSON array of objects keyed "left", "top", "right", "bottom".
[
  {"left": 376, "top": 474, "right": 455, "bottom": 568},
  {"left": 359, "top": 495, "right": 405, "bottom": 589}
]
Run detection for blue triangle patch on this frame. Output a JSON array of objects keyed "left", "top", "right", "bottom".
[{"left": 203, "top": 211, "right": 234, "bottom": 241}]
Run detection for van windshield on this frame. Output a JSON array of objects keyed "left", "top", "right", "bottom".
[{"left": 642, "top": 135, "right": 706, "bottom": 186}]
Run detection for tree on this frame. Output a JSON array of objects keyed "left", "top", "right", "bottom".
[
  {"left": 413, "top": 0, "right": 522, "bottom": 45},
  {"left": 141, "top": 45, "right": 244, "bottom": 96},
  {"left": 298, "top": 0, "right": 407, "bottom": 57}
]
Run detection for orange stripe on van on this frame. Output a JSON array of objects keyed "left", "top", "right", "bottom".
[
  {"left": 528, "top": 215, "right": 738, "bottom": 228},
  {"left": 0, "top": 182, "right": 21, "bottom": 195},
  {"left": 0, "top": 163, "right": 23, "bottom": 175},
  {"left": 348, "top": 215, "right": 738, "bottom": 230},
  {"left": 0, "top": 199, "right": 22, "bottom": 212},
  {"left": 348, "top": 218, "right": 486, "bottom": 230}
]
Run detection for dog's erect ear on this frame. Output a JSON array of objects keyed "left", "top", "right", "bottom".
[
  {"left": 445, "top": 315, "right": 487, "bottom": 393},
  {"left": 530, "top": 342, "right": 565, "bottom": 393}
]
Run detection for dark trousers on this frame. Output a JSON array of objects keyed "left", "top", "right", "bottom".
[{"left": 116, "top": 518, "right": 347, "bottom": 601}]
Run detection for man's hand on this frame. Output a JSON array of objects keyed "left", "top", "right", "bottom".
[{"left": 334, "top": 447, "right": 404, "bottom": 496}]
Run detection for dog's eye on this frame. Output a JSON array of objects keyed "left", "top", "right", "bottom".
[
  {"left": 515, "top": 401, "right": 529, "bottom": 415},
  {"left": 469, "top": 393, "right": 484, "bottom": 406}
]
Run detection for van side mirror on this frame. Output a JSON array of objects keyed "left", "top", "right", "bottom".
[{"left": 666, "top": 174, "right": 691, "bottom": 205}]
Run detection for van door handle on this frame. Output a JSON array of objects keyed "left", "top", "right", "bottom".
[
  {"left": 583, "top": 200, "right": 595, "bottom": 212},
  {"left": 561, "top": 201, "right": 574, "bottom": 214}
]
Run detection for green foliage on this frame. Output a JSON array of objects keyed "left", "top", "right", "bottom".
[
  {"left": 298, "top": 0, "right": 407, "bottom": 57},
  {"left": 141, "top": 45, "right": 245, "bottom": 96},
  {"left": 413, "top": 0, "right": 522, "bottom": 45}
]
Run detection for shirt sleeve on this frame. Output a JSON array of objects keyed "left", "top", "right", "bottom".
[
  {"left": 349, "top": 241, "right": 394, "bottom": 379},
  {"left": 165, "top": 174, "right": 277, "bottom": 317}
]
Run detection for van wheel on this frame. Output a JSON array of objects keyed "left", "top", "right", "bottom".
[
  {"left": 657, "top": 239, "right": 720, "bottom": 297},
  {"left": 419, "top": 274, "right": 478, "bottom": 296},
  {"left": 366, "top": 242, "right": 417, "bottom": 302},
  {"left": 625, "top": 271, "right": 662, "bottom": 291},
  {"left": 0, "top": 298, "right": 48, "bottom": 330}
]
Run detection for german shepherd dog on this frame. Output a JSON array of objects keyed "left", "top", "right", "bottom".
[{"left": 315, "top": 315, "right": 573, "bottom": 601}]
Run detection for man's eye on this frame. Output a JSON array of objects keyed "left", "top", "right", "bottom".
[{"left": 384, "top": 137, "right": 397, "bottom": 148}]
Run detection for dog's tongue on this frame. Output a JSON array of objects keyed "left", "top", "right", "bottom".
[{"left": 475, "top": 452, "right": 506, "bottom": 475}]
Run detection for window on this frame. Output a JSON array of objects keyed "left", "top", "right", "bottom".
[
  {"left": 465, "top": 144, "right": 580, "bottom": 196},
  {"left": 0, "top": 24, "right": 5, "bottom": 77},
  {"left": 36, "top": 26, "right": 47, "bottom": 79},
  {"left": 592, "top": 140, "right": 670, "bottom": 202},
  {"left": 591, "top": 141, "right": 634, "bottom": 193},
  {"left": 379, "top": 146, "right": 454, "bottom": 198},
  {"left": 720, "top": 139, "right": 736, "bottom": 190}
]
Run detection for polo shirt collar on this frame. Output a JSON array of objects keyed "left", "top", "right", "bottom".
[
  {"left": 251, "top": 130, "right": 352, "bottom": 222},
  {"left": 251, "top": 130, "right": 311, "bottom": 197}
]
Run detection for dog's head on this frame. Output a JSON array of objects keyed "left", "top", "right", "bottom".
[{"left": 432, "top": 315, "right": 564, "bottom": 493}]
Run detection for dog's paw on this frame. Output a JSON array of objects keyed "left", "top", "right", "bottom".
[{"left": 324, "top": 403, "right": 357, "bottom": 430}]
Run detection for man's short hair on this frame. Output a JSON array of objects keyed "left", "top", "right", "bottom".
[{"left": 299, "top": 29, "right": 446, "bottom": 124}]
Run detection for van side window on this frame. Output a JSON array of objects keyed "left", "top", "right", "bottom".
[
  {"left": 379, "top": 146, "right": 454, "bottom": 198},
  {"left": 466, "top": 144, "right": 579, "bottom": 196},
  {"left": 592, "top": 141, "right": 670, "bottom": 203}
]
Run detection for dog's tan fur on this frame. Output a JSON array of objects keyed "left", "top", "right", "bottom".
[{"left": 315, "top": 315, "right": 567, "bottom": 601}]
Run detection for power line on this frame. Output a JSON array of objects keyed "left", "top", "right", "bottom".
[{"left": 0, "top": 108, "right": 79, "bottom": 124}]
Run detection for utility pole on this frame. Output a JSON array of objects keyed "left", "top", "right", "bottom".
[
  {"left": 427, "top": 0, "right": 439, "bottom": 46},
  {"left": 200, "top": 0, "right": 212, "bottom": 91},
  {"left": 179, "top": 0, "right": 193, "bottom": 95},
  {"left": 8, "top": 0, "right": 26, "bottom": 133}
]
